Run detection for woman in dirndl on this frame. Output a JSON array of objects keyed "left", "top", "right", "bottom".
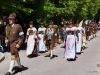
[
  {"left": 75, "top": 24, "right": 83, "bottom": 54},
  {"left": 38, "top": 24, "right": 46, "bottom": 53},
  {"left": 26, "top": 21, "right": 37, "bottom": 57},
  {"left": 65, "top": 23, "right": 77, "bottom": 61}
]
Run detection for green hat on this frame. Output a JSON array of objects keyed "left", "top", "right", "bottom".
[{"left": 8, "top": 13, "right": 16, "bottom": 19}]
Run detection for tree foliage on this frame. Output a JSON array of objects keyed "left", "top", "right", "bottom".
[{"left": 0, "top": 0, "right": 100, "bottom": 24}]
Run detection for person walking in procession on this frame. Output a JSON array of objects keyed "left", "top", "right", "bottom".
[
  {"left": 45, "top": 21, "right": 55, "bottom": 59},
  {"left": 75, "top": 24, "right": 83, "bottom": 54},
  {"left": 64, "top": 23, "right": 78, "bottom": 61},
  {"left": 5, "top": 13, "right": 24, "bottom": 75},
  {"left": 26, "top": 21, "right": 38, "bottom": 57},
  {"left": 38, "top": 23, "right": 47, "bottom": 53}
]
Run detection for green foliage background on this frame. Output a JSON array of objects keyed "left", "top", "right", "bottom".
[{"left": 0, "top": 0, "right": 100, "bottom": 25}]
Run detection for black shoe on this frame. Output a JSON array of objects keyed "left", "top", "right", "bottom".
[
  {"left": 5, "top": 72, "right": 12, "bottom": 75},
  {"left": 50, "top": 56, "right": 54, "bottom": 59},
  {"left": 54, "top": 55, "right": 58, "bottom": 57},
  {"left": 76, "top": 52, "right": 81, "bottom": 55},
  {"left": 83, "top": 46, "right": 86, "bottom": 50},
  {"left": 13, "top": 65, "right": 25, "bottom": 74},
  {"left": 18, "top": 65, "right": 25, "bottom": 71},
  {"left": 12, "top": 65, "right": 27, "bottom": 74},
  {"left": 39, "top": 51, "right": 45, "bottom": 53},
  {"left": 71, "top": 58, "right": 76, "bottom": 61},
  {"left": 67, "top": 58, "right": 71, "bottom": 61},
  {"left": 67, "top": 58, "right": 76, "bottom": 61}
]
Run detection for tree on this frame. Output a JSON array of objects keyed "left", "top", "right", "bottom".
[{"left": 0, "top": 0, "right": 100, "bottom": 25}]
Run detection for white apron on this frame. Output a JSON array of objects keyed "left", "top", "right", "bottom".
[
  {"left": 38, "top": 27, "right": 46, "bottom": 52},
  {"left": 26, "top": 27, "right": 37, "bottom": 56},
  {"left": 26, "top": 35, "right": 35, "bottom": 55},
  {"left": 65, "top": 27, "right": 76, "bottom": 59}
]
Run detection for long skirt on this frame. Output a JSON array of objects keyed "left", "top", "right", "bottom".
[
  {"left": 26, "top": 35, "right": 35, "bottom": 56},
  {"left": 76, "top": 33, "right": 82, "bottom": 53},
  {"left": 65, "top": 35, "right": 76, "bottom": 59},
  {"left": 38, "top": 34, "right": 46, "bottom": 52}
]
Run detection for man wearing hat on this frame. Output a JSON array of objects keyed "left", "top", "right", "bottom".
[
  {"left": 5, "top": 13, "right": 24, "bottom": 75},
  {"left": 45, "top": 21, "right": 55, "bottom": 59}
]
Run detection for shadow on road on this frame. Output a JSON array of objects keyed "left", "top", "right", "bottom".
[{"left": 12, "top": 66, "right": 28, "bottom": 75}]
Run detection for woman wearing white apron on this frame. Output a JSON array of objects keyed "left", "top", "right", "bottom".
[
  {"left": 26, "top": 21, "right": 37, "bottom": 57},
  {"left": 76, "top": 24, "right": 83, "bottom": 54},
  {"left": 65, "top": 24, "right": 77, "bottom": 61},
  {"left": 38, "top": 25, "right": 46, "bottom": 53}
]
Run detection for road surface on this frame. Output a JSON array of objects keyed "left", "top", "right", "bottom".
[{"left": 0, "top": 32, "right": 100, "bottom": 75}]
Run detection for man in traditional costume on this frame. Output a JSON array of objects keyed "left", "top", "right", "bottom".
[
  {"left": 57, "top": 25, "right": 63, "bottom": 44},
  {"left": 5, "top": 13, "right": 24, "bottom": 75},
  {"left": 82, "top": 25, "right": 87, "bottom": 49},
  {"left": 45, "top": 22, "right": 55, "bottom": 59},
  {"left": 61, "top": 23, "right": 67, "bottom": 48}
]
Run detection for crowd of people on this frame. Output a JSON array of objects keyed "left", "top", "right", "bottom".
[{"left": 0, "top": 13, "right": 99, "bottom": 75}]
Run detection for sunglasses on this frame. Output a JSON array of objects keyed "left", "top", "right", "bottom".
[{"left": 9, "top": 18, "right": 15, "bottom": 20}]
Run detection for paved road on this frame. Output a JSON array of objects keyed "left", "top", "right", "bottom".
[{"left": 1, "top": 32, "right": 100, "bottom": 75}]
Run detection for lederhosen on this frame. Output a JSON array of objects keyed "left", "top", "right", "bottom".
[
  {"left": 6, "top": 24, "right": 24, "bottom": 55},
  {"left": 47, "top": 28, "right": 53, "bottom": 40},
  {"left": 46, "top": 28, "right": 54, "bottom": 50}
]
